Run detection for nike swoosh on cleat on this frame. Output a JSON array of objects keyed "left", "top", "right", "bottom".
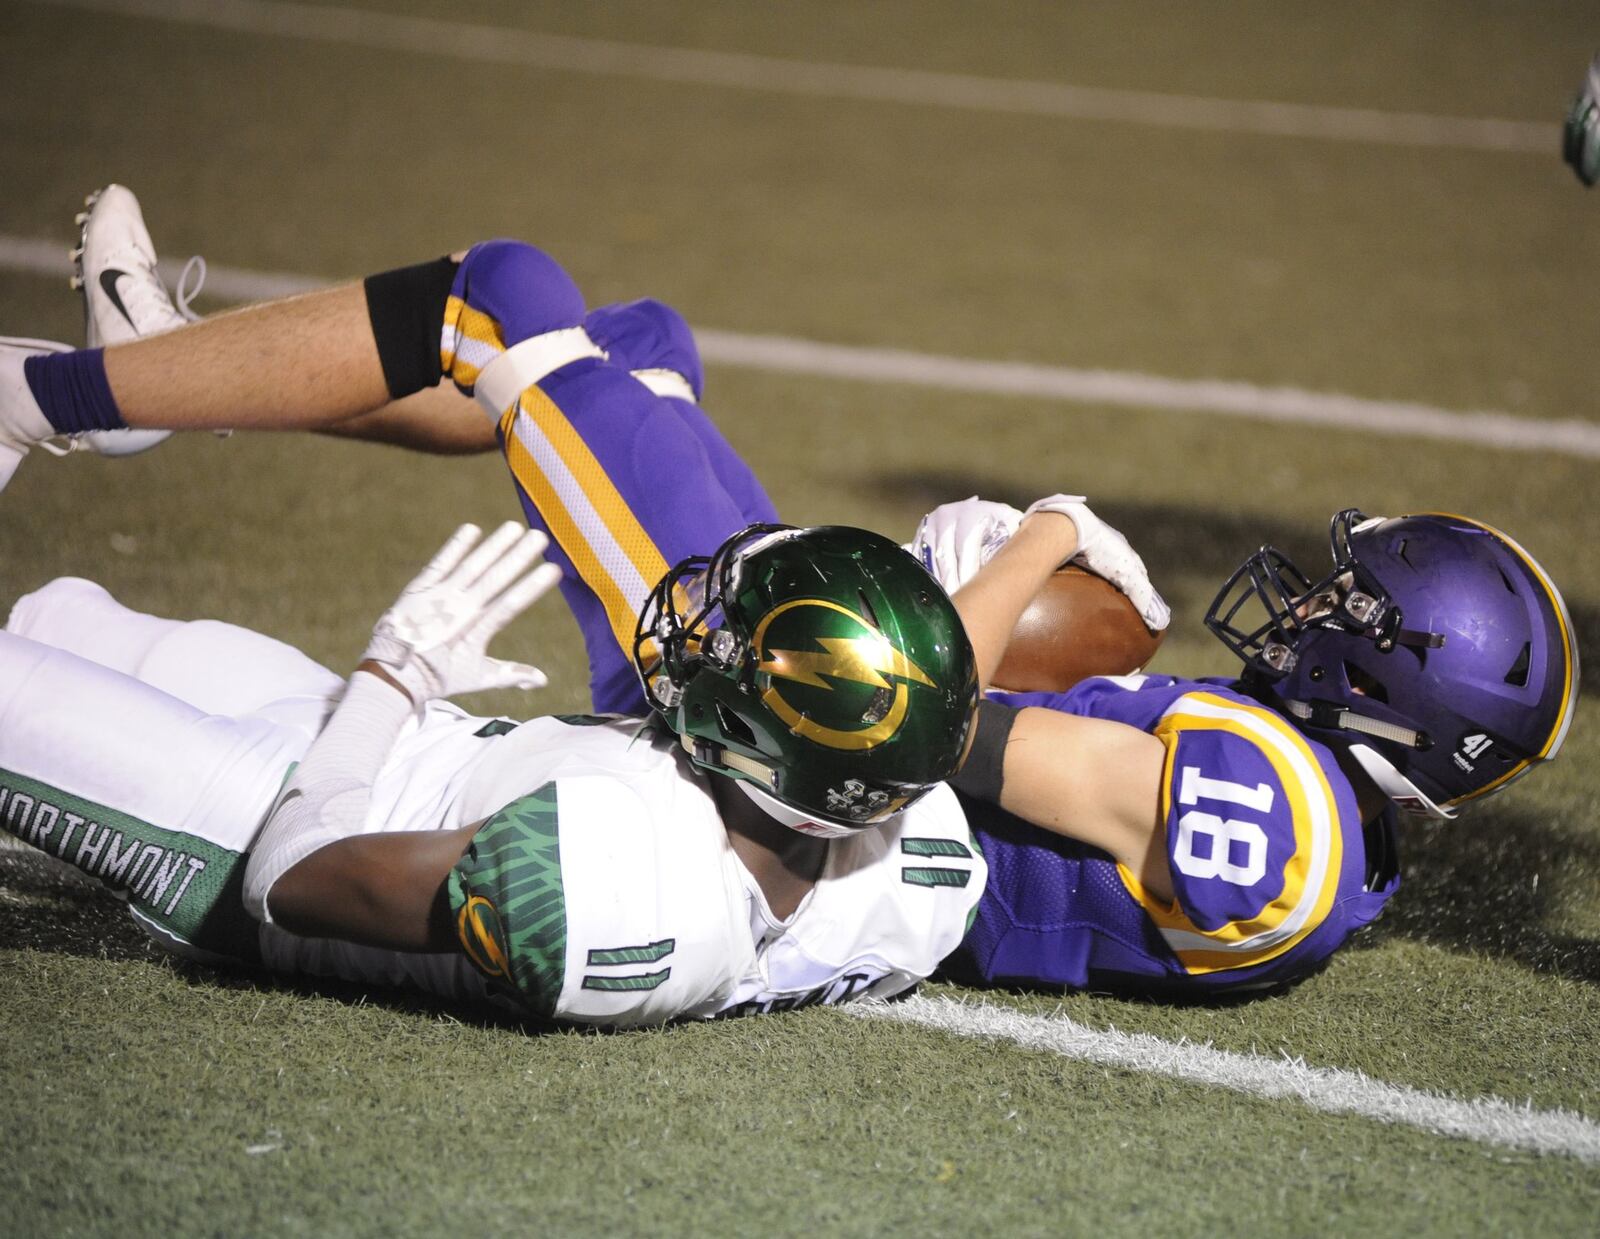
[{"left": 98, "top": 268, "right": 138, "bottom": 332}]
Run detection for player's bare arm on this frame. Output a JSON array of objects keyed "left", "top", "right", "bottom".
[
  {"left": 994, "top": 706, "right": 1172, "bottom": 902},
  {"left": 949, "top": 511, "right": 1079, "bottom": 689},
  {"left": 243, "top": 522, "right": 562, "bottom": 951},
  {"left": 262, "top": 816, "right": 477, "bottom": 950},
  {"left": 257, "top": 654, "right": 480, "bottom": 951},
  {"left": 937, "top": 498, "right": 1173, "bottom": 899}
]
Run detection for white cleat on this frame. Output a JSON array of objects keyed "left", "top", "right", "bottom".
[
  {"left": 74, "top": 184, "right": 193, "bottom": 346},
  {"left": 0, "top": 337, "right": 70, "bottom": 492},
  {"left": 63, "top": 184, "right": 207, "bottom": 457}
]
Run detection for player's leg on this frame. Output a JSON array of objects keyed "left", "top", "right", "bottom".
[
  {"left": 104, "top": 282, "right": 389, "bottom": 431},
  {"left": 443, "top": 241, "right": 761, "bottom": 713},
  {"left": 6, "top": 577, "right": 342, "bottom": 731},
  {"left": 0, "top": 194, "right": 459, "bottom": 486},
  {"left": 317, "top": 383, "right": 499, "bottom": 454},
  {"left": 69, "top": 185, "right": 499, "bottom": 459},
  {"left": 312, "top": 297, "right": 788, "bottom": 506},
  {"left": 0, "top": 281, "right": 389, "bottom": 492},
  {"left": 585, "top": 298, "right": 778, "bottom": 525},
  {"left": 0, "top": 630, "right": 303, "bottom": 961}
]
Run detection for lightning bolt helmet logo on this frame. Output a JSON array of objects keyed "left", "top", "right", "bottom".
[
  {"left": 634, "top": 523, "right": 979, "bottom": 835},
  {"left": 753, "top": 598, "right": 935, "bottom": 751}
]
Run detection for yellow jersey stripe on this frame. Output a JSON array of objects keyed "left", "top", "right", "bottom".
[
  {"left": 439, "top": 296, "right": 507, "bottom": 386},
  {"left": 1119, "top": 692, "right": 1343, "bottom": 974}
]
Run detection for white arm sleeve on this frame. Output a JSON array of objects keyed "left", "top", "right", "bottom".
[{"left": 242, "top": 670, "right": 413, "bottom": 924}]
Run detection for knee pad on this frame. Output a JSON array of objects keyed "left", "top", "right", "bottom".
[
  {"left": 586, "top": 299, "right": 704, "bottom": 401},
  {"left": 454, "top": 240, "right": 587, "bottom": 343}
]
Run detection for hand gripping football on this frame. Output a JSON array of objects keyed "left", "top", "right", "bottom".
[{"left": 992, "top": 565, "right": 1166, "bottom": 693}]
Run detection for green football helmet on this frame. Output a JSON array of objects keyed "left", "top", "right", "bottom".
[{"left": 633, "top": 524, "right": 979, "bottom": 838}]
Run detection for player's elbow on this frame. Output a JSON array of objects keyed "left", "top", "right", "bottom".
[{"left": 242, "top": 795, "right": 348, "bottom": 926}]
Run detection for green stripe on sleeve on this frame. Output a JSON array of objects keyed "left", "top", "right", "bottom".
[
  {"left": 901, "top": 837, "right": 973, "bottom": 858},
  {"left": 902, "top": 866, "right": 972, "bottom": 889}
]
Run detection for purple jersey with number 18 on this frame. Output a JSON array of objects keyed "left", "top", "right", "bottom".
[{"left": 945, "top": 674, "right": 1399, "bottom": 994}]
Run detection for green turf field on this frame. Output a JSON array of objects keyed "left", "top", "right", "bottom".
[{"left": 3, "top": 1, "right": 1600, "bottom": 1233}]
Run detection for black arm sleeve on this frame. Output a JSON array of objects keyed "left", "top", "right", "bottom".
[
  {"left": 950, "top": 699, "right": 1021, "bottom": 804},
  {"left": 363, "top": 256, "right": 459, "bottom": 399}
]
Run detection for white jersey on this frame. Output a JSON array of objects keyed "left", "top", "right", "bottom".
[
  {"left": 266, "top": 714, "right": 984, "bottom": 1026},
  {"left": 431, "top": 716, "right": 984, "bottom": 1026}
]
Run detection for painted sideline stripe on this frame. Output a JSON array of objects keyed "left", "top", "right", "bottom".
[
  {"left": 693, "top": 329, "right": 1600, "bottom": 460},
  {"left": 5, "top": 234, "right": 1597, "bottom": 460},
  {"left": 849, "top": 994, "right": 1600, "bottom": 1163},
  {"left": 26, "top": 0, "right": 1550, "bottom": 154}
]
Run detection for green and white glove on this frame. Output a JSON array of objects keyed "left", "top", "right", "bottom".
[
  {"left": 364, "top": 521, "right": 563, "bottom": 703},
  {"left": 1564, "top": 54, "right": 1600, "bottom": 187}
]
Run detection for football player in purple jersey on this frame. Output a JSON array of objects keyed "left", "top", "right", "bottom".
[
  {"left": 0, "top": 185, "right": 1580, "bottom": 998},
  {"left": 915, "top": 497, "right": 1577, "bottom": 994}
]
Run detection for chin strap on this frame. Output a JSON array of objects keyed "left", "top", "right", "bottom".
[
  {"left": 679, "top": 732, "right": 777, "bottom": 788},
  {"left": 1280, "top": 698, "right": 1429, "bottom": 750},
  {"left": 678, "top": 734, "right": 869, "bottom": 839},
  {"left": 1345, "top": 743, "right": 1456, "bottom": 820}
]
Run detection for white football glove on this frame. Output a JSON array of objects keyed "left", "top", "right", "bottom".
[
  {"left": 364, "top": 522, "right": 563, "bottom": 704},
  {"left": 908, "top": 496, "right": 1024, "bottom": 594},
  {"left": 1024, "top": 494, "right": 1171, "bottom": 634}
]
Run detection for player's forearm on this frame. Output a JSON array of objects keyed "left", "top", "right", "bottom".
[
  {"left": 242, "top": 668, "right": 413, "bottom": 925},
  {"left": 261, "top": 826, "right": 475, "bottom": 951},
  {"left": 953, "top": 514, "right": 1077, "bottom": 689},
  {"left": 245, "top": 524, "right": 557, "bottom": 944}
]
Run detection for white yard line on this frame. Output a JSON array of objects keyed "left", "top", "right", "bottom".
[
  {"left": 5, "top": 234, "right": 1598, "bottom": 460},
  {"left": 850, "top": 994, "right": 1600, "bottom": 1164},
  {"left": 27, "top": 0, "right": 1550, "bottom": 154},
  {"left": 691, "top": 330, "right": 1600, "bottom": 460}
]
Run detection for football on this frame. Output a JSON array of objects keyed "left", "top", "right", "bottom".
[{"left": 992, "top": 565, "right": 1165, "bottom": 693}]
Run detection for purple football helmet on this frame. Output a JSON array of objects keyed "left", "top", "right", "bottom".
[{"left": 1206, "top": 510, "right": 1579, "bottom": 818}]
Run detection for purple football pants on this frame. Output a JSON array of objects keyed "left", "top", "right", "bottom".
[{"left": 446, "top": 239, "right": 778, "bottom": 715}]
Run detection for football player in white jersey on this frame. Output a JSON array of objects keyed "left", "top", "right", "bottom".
[{"left": 1, "top": 517, "right": 985, "bottom": 1026}]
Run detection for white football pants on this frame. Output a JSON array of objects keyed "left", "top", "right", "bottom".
[{"left": 0, "top": 578, "right": 342, "bottom": 954}]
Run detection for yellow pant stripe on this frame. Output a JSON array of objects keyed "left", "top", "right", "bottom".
[{"left": 500, "top": 390, "right": 674, "bottom": 657}]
